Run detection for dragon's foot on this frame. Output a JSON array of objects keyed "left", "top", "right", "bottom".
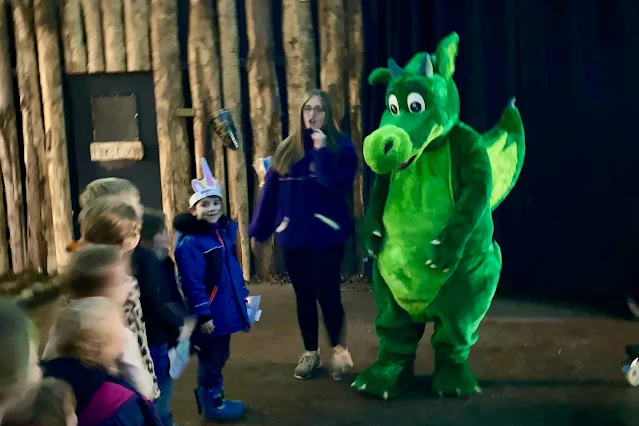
[
  {"left": 432, "top": 358, "right": 481, "bottom": 397},
  {"left": 351, "top": 360, "right": 414, "bottom": 400}
]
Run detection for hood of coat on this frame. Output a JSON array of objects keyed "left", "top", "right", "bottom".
[{"left": 172, "top": 213, "right": 214, "bottom": 236}]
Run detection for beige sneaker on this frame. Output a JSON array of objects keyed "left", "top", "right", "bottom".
[
  {"left": 330, "top": 345, "right": 353, "bottom": 380},
  {"left": 294, "top": 350, "right": 320, "bottom": 380},
  {"left": 628, "top": 297, "right": 639, "bottom": 319}
]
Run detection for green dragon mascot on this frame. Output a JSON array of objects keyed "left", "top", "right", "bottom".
[{"left": 353, "top": 32, "right": 525, "bottom": 399}]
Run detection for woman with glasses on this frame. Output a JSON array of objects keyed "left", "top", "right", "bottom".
[{"left": 249, "top": 89, "right": 358, "bottom": 381}]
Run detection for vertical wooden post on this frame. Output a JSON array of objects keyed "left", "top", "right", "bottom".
[
  {"left": 282, "top": 0, "right": 317, "bottom": 129},
  {"left": 187, "top": 39, "right": 206, "bottom": 176},
  {"left": 34, "top": 0, "right": 74, "bottom": 270},
  {"left": 245, "top": 0, "right": 281, "bottom": 277},
  {"left": 11, "top": 0, "right": 50, "bottom": 273},
  {"left": 346, "top": 0, "right": 364, "bottom": 274},
  {"left": 199, "top": 2, "right": 226, "bottom": 207},
  {"left": 101, "top": 0, "right": 126, "bottom": 72},
  {"left": 217, "top": 0, "right": 251, "bottom": 281},
  {"left": 149, "top": 0, "right": 192, "bottom": 229},
  {"left": 0, "top": 176, "right": 9, "bottom": 276},
  {"left": 0, "top": 0, "right": 27, "bottom": 273},
  {"left": 59, "top": 0, "right": 87, "bottom": 73},
  {"left": 187, "top": 0, "right": 208, "bottom": 179},
  {"left": 319, "top": 0, "right": 346, "bottom": 123},
  {"left": 123, "top": 0, "right": 150, "bottom": 71},
  {"left": 187, "top": 0, "right": 227, "bottom": 208},
  {"left": 80, "top": 0, "right": 105, "bottom": 73}
]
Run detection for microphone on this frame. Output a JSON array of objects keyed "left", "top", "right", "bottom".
[{"left": 211, "top": 109, "right": 239, "bottom": 150}]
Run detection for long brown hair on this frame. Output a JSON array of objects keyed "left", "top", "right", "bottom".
[
  {"left": 61, "top": 244, "right": 126, "bottom": 299},
  {"left": 271, "top": 89, "right": 342, "bottom": 175},
  {"left": 78, "top": 195, "right": 141, "bottom": 246},
  {"left": 53, "top": 297, "right": 123, "bottom": 374},
  {"left": 30, "top": 378, "right": 76, "bottom": 426},
  {"left": 79, "top": 177, "right": 139, "bottom": 209}
]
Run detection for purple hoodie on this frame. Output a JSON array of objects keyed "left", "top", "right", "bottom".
[{"left": 249, "top": 130, "right": 358, "bottom": 248}]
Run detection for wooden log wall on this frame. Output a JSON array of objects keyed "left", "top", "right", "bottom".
[
  {"left": 245, "top": 0, "right": 281, "bottom": 277},
  {"left": 0, "top": 1, "right": 27, "bottom": 275},
  {"left": 0, "top": 0, "right": 365, "bottom": 281}
]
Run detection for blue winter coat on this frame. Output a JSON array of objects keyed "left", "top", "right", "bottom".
[
  {"left": 249, "top": 129, "right": 358, "bottom": 248},
  {"left": 173, "top": 213, "right": 250, "bottom": 340}
]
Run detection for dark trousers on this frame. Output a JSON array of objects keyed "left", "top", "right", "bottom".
[
  {"left": 195, "top": 334, "right": 231, "bottom": 395},
  {"left": 149, "top": 344, "right": 173, "bottom": 426},
  {"left": 283, "top": 244, "right": 346, "bottom": 351}
]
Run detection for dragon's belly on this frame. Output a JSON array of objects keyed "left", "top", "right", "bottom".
[{"left": 379, "top": 141, "right": 455, "bottom": 318}]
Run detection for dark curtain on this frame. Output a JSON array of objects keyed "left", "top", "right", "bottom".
[{"left": 361, "top": 0, "right": 639, "bottom": 310}]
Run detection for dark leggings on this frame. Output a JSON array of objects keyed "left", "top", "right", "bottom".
[{"left": 283, "top": 244, "right": 346, "bottom": 351}]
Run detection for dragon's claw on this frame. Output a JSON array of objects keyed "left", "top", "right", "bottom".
[
  {"left": 432, "top": 359, "right": 480, "bottom": 397},
  {"left": 352, "top": 360, "right": 414, "bottom": 400}
]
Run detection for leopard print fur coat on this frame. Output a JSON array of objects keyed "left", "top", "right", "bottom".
[{"left": 123, "top": 278, "right": 160, "bottom": 399}]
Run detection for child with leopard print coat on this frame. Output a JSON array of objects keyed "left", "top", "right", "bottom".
[{"left": 43, "top": 197, "right": 159, "bottom": 400}]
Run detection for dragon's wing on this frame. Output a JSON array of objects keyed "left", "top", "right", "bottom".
[{"left": 483, "top": 100, "right": 525, "bottom": 211}]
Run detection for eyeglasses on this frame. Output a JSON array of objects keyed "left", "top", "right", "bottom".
[{"left": 302, "top": 105, "right": 325, "bottom": 114}]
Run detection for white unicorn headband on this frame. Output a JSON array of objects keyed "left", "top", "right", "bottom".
[{"left": 189, "top": 158, "right": 223, "bottom": 208}]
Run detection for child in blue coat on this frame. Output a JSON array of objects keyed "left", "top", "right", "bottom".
[{"left": 173, "top": 158, "right": 249, "bottom": 422}]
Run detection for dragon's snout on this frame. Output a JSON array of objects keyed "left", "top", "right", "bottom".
[{"left": 363, "top": 125, "right": 413, "bottom": 175}]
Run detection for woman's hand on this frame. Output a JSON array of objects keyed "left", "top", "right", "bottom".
[
  {"left": 311, "top": 129, "right": 327, "bottom": 149},
  {"left": 250, "top": 237, "right": 259, "bottom": 253}
]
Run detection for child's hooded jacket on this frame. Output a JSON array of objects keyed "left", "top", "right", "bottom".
[{"left": 173, "top": 213, "right": 250, "bottom": 341}]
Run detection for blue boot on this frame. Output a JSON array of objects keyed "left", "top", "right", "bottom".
[{"left": 194, "top": 387, "right": 245, "bottom": 422}]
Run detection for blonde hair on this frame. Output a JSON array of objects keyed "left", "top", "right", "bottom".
[
  {"left": 79, "top": 195, "right": 141, "bottom": 246},
  {"left": 30, "top": 378, "right": 76, "bottom": 426},
  {"left": 0, "top": 298, "right": 38, "bottom": 403},
  {"left": 52, "top": 297, "right": 123, "bottom": 374},
  {"left": 79, "top": 178, "right": 139, "bottom": 209},
  {"left": 272, "top": 89, "right": 342, "bottom": 175},
  {"left": 61, "top": 244, "right": 126, "bottom": 299}
]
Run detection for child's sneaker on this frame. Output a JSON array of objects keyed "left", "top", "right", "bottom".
[
  {"left": 330, "top": 345, "right": 353, "bottom": 380},
  {"left": 294, "top": 350, "right": 320, "bottom": 380}
]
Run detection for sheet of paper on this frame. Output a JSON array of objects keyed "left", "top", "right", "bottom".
[
  {"left": 169, "top": 340, "right": 191, "bottom": 379},
  {"left": 246, "top": 295, "right": 262, "bottom": 326},
  {"left": 177, "top": 317, "right": 196, "bottom": 342}
]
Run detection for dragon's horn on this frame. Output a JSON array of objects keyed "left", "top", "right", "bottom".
[
  {"left": 388, "top": 58, "right": 403, "bottom": 79},
  {"left": 418, "top": 54, "right": 434, "bottom": 77}
]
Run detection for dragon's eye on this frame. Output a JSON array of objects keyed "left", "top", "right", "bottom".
[
  {"left": 388, "top": 94, "right": 400, "bottom": 116},
  {"left": 407, "top": 92, "right": 425, "bottom": 113}
]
